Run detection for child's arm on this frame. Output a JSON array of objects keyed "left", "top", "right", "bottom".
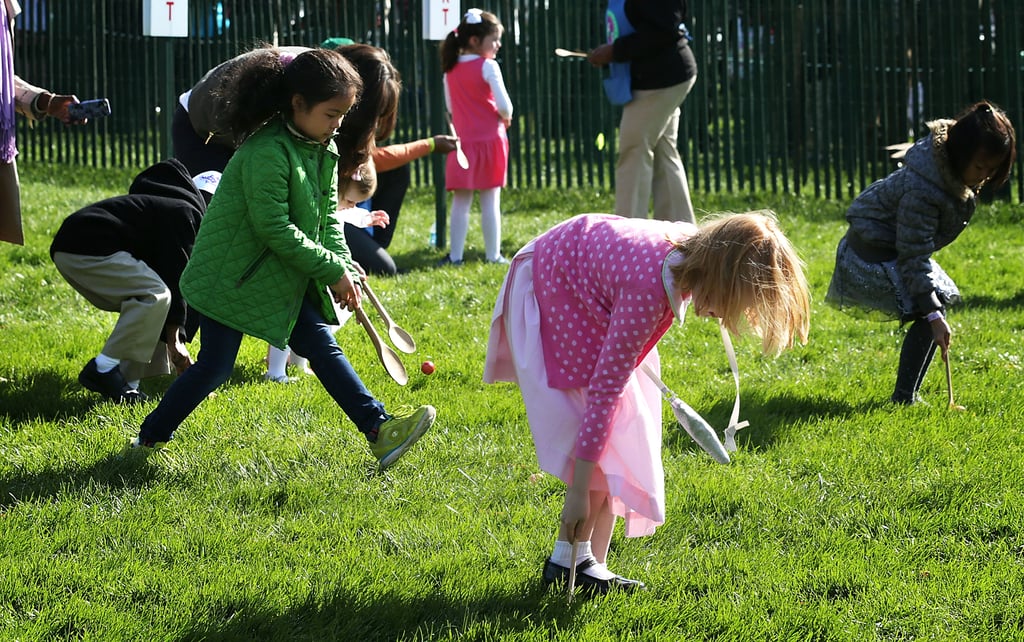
[
  {"left": 482, "top": 59, "right": 513, "bottom": 124},
  {"left": 443, "top": 75, "right": 453, "bottom": 116},
  {"left": 574, "top": 293, "right": 668, "bottom": 462},
  {"left": 336, "top": 207, "right": 389, "bottom": 228},
  {"left": 894, "top": 192, "right": 946, "bottom": 314},
  {"left": 893, "top": 193, "right": 954, "bottom": 356}
]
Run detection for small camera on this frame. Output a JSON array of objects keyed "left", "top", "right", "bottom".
[{"left": 68, "top": 98, "right": 111, "bottom": 122}]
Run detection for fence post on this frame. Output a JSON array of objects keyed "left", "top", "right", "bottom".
[
  {"left": 422, "top": 0, "right": 452, "bottom": 249},
  {"left": 162, "top": 40, "right": 175, "bottom": 159},
  {"left": 142, "top": 0, "right": 188, "bottom": 159}
]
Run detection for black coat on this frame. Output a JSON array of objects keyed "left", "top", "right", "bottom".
[
  {"left": 616, "top": 0, "right": 697, "bottom": 91},
  {"left": 50, "top": 158, "right": 208, "bottom": 329}
]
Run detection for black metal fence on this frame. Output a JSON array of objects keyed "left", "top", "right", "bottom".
[{"left": 13, "top": 0, "right": 1024, "bottom": 201}]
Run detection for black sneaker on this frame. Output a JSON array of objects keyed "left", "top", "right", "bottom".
[
  {"left": 78, "top": 358, "right": 146, "bottom": 404},
  {"left": 436, "top": 254, "right": 464, "bottom": 267}
]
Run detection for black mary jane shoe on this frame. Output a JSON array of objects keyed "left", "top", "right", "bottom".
[{"left": 542, "top": 557, "right": 646, "bottom": 595}]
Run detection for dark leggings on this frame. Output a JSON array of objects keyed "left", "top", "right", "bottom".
[{"left": 892, "top": 318, "right": 938, "bottom": 403}]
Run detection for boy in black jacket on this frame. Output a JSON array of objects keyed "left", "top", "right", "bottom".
[{"left": 50, "top": 159, "right": 218, "bottom": 403}]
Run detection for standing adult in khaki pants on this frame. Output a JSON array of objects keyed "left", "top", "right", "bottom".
[
  {"left": 588, "top": 0, "right": 698, "bottom": 224},
  {"left": 0, "top": 0, "right": 81, "bottom": 245}
]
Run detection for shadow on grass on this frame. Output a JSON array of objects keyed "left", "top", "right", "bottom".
[
  {"left": 663, "top": 388, "right": 884, "bottom": 454},
  {"left": 176, "top": 582, "right": 584, "bottom": 642},
  {"left": 0, "top": 369, "right": 95, "bottom": 423},
  {"left": 0, "top": 367, "right": 262, "bottom": 425},
  {"left": 0, "top": 450, "right": 159, "bottom": 508},
  {"left": 392, "top": 247, "right": 519, "bottom": 275},
  {"left": 963, "top": 290, "right": 1024, "bottom": 311}
]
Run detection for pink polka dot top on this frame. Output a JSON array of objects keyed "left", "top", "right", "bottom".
[{"left": 532, "top": 214, "right": 694, "bottom": 461}]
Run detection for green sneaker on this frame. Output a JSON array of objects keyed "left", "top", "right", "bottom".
[{"left": 370, "top": 405, "right": 436, "bottom": 469}]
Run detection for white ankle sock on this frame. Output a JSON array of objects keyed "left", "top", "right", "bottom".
[
  {"left": 267, "top": 346, "right": 290, "bottom": 378},
  {"left": 551, "top": 540, "right": 573, "bottom": 566},
  {"left": 550, "top": 540, "right": 617, "bottom": 580},
  {"left": 551, "top": 540, "right": 595, "bottom": 566},
  {"left": 95, "top": 353, "right": 120, "bottom": 373}
]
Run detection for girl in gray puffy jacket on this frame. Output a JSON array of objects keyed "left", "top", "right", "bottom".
[{"left": 826, "top": 101, "right": 1015, "bottom": 405}]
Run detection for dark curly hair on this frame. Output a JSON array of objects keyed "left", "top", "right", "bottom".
[{"left": 215, "top": 46, "right": 362, "bottom": 147}]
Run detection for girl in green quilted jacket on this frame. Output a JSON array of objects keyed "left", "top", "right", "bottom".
[{"left": 131, "top": 48, "right": 435, "bottom": 470}]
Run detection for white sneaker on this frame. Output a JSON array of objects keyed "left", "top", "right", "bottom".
[{"left": 263, "top": 372, "right": 297, "bottom": 384}]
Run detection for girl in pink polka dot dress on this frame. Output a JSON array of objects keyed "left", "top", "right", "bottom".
[{"left": 484, "top": 211, "right": 810, "bottom": 594}]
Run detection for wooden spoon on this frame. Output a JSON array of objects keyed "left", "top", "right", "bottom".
[
  {"left": 361, "top": 279, "right": 416, "bottom": 354},
  {"left": 355, "top": 307, "right": 408, "bottom": 385}
]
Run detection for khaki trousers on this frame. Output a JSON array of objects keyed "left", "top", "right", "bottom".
[
  {"left": 0, "top": 160, "right": 23, "bottom": 245},
  {"left": 52, "top": 250, "right": 174, "bottom": 381},
  {"left": 614, "top": 76, "right": 697, "bottom": 223}
]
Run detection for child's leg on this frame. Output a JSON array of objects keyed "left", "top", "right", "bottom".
[
  {"left": 266, "top": 344, "right": 291, "bottom": 380},
  {"left": 548, "top": 490, "right": 630, "bottom": 582},
  {"left": 478, "top": 187, "right": 502, "bottom": 262},
  {"left": 137, "top": 316, "right": 243, "bottom": 444},
  {"left": 448, "top": 189, "right": 474, "bottom": 262},
  {"left": 914, "top": 342, "right": 939, "bottom": 393},
  {"left": 589, "top": 497, "right": 617, "bottom": 564},
  {"left": 892, "top": 318, "right": 936, "bottom": 404},
  {"left": 287, "top": 298, "right": 387, "bottom": 435},
  {"left": 288, "top": 352, "right": 313, "bottom": 375}
]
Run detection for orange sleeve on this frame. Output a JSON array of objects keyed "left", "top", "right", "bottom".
[{"left": 372, "top": 139, "right": 433, "bottom": 173}]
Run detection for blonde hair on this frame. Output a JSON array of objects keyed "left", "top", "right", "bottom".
[
  {"left": 338, "top": 158, "right": 377, "bottom": 202},
  {"left": 671, "top": 210, "right": 810, "bottom": 355}
]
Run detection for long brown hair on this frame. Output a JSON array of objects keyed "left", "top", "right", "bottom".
[{"left": 332, "top": 44, "right": 402, "bottom": 176}]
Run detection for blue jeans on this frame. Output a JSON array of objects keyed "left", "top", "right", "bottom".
[{"left": 139, "top": 297, "right": 386, "bottom": 443}]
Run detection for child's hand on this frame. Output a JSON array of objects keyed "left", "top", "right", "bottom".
[
  {"left": 501, "top": 117, "right": 512, "bottom": 129},
  {"left": 167, "top": 339, "right": 193, "bottom": 375},
  {"left": 930, "top": 316, "right": 952, "bottom": 360},
  {"left": 329, "top": 272, "right": 361, "bottom": 310},
  {"left": 560, "top": 459, "right": 596, "bottom": 542},
  {"left": 561, "top": 486, "right": 590, "bottom": 542},
  {"left": 369, "top": 209, "right": 390, "bottom": 228}
]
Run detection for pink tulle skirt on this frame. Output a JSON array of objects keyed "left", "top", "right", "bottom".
[{"left": 483, "top": 241, "right": 666, "bottom": 537}]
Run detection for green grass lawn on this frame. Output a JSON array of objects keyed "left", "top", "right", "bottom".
[{"left": 2, "top": 165, "right": 1024, "bottom": 641}]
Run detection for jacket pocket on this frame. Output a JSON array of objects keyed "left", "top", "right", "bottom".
[{"left": 235, "top": 248, "right": 271, "bottom": 288}]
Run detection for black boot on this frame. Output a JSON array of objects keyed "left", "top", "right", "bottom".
[{"left": 891, "top": 319, "right": 936, "bottom": 405}]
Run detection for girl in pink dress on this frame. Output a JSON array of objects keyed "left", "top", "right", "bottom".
[
  {"left": 438, "top": 9, "right": 513, "bottom": 265},
  {"left": 484, "top": 212, "right": 811, "bottom": 595}
]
